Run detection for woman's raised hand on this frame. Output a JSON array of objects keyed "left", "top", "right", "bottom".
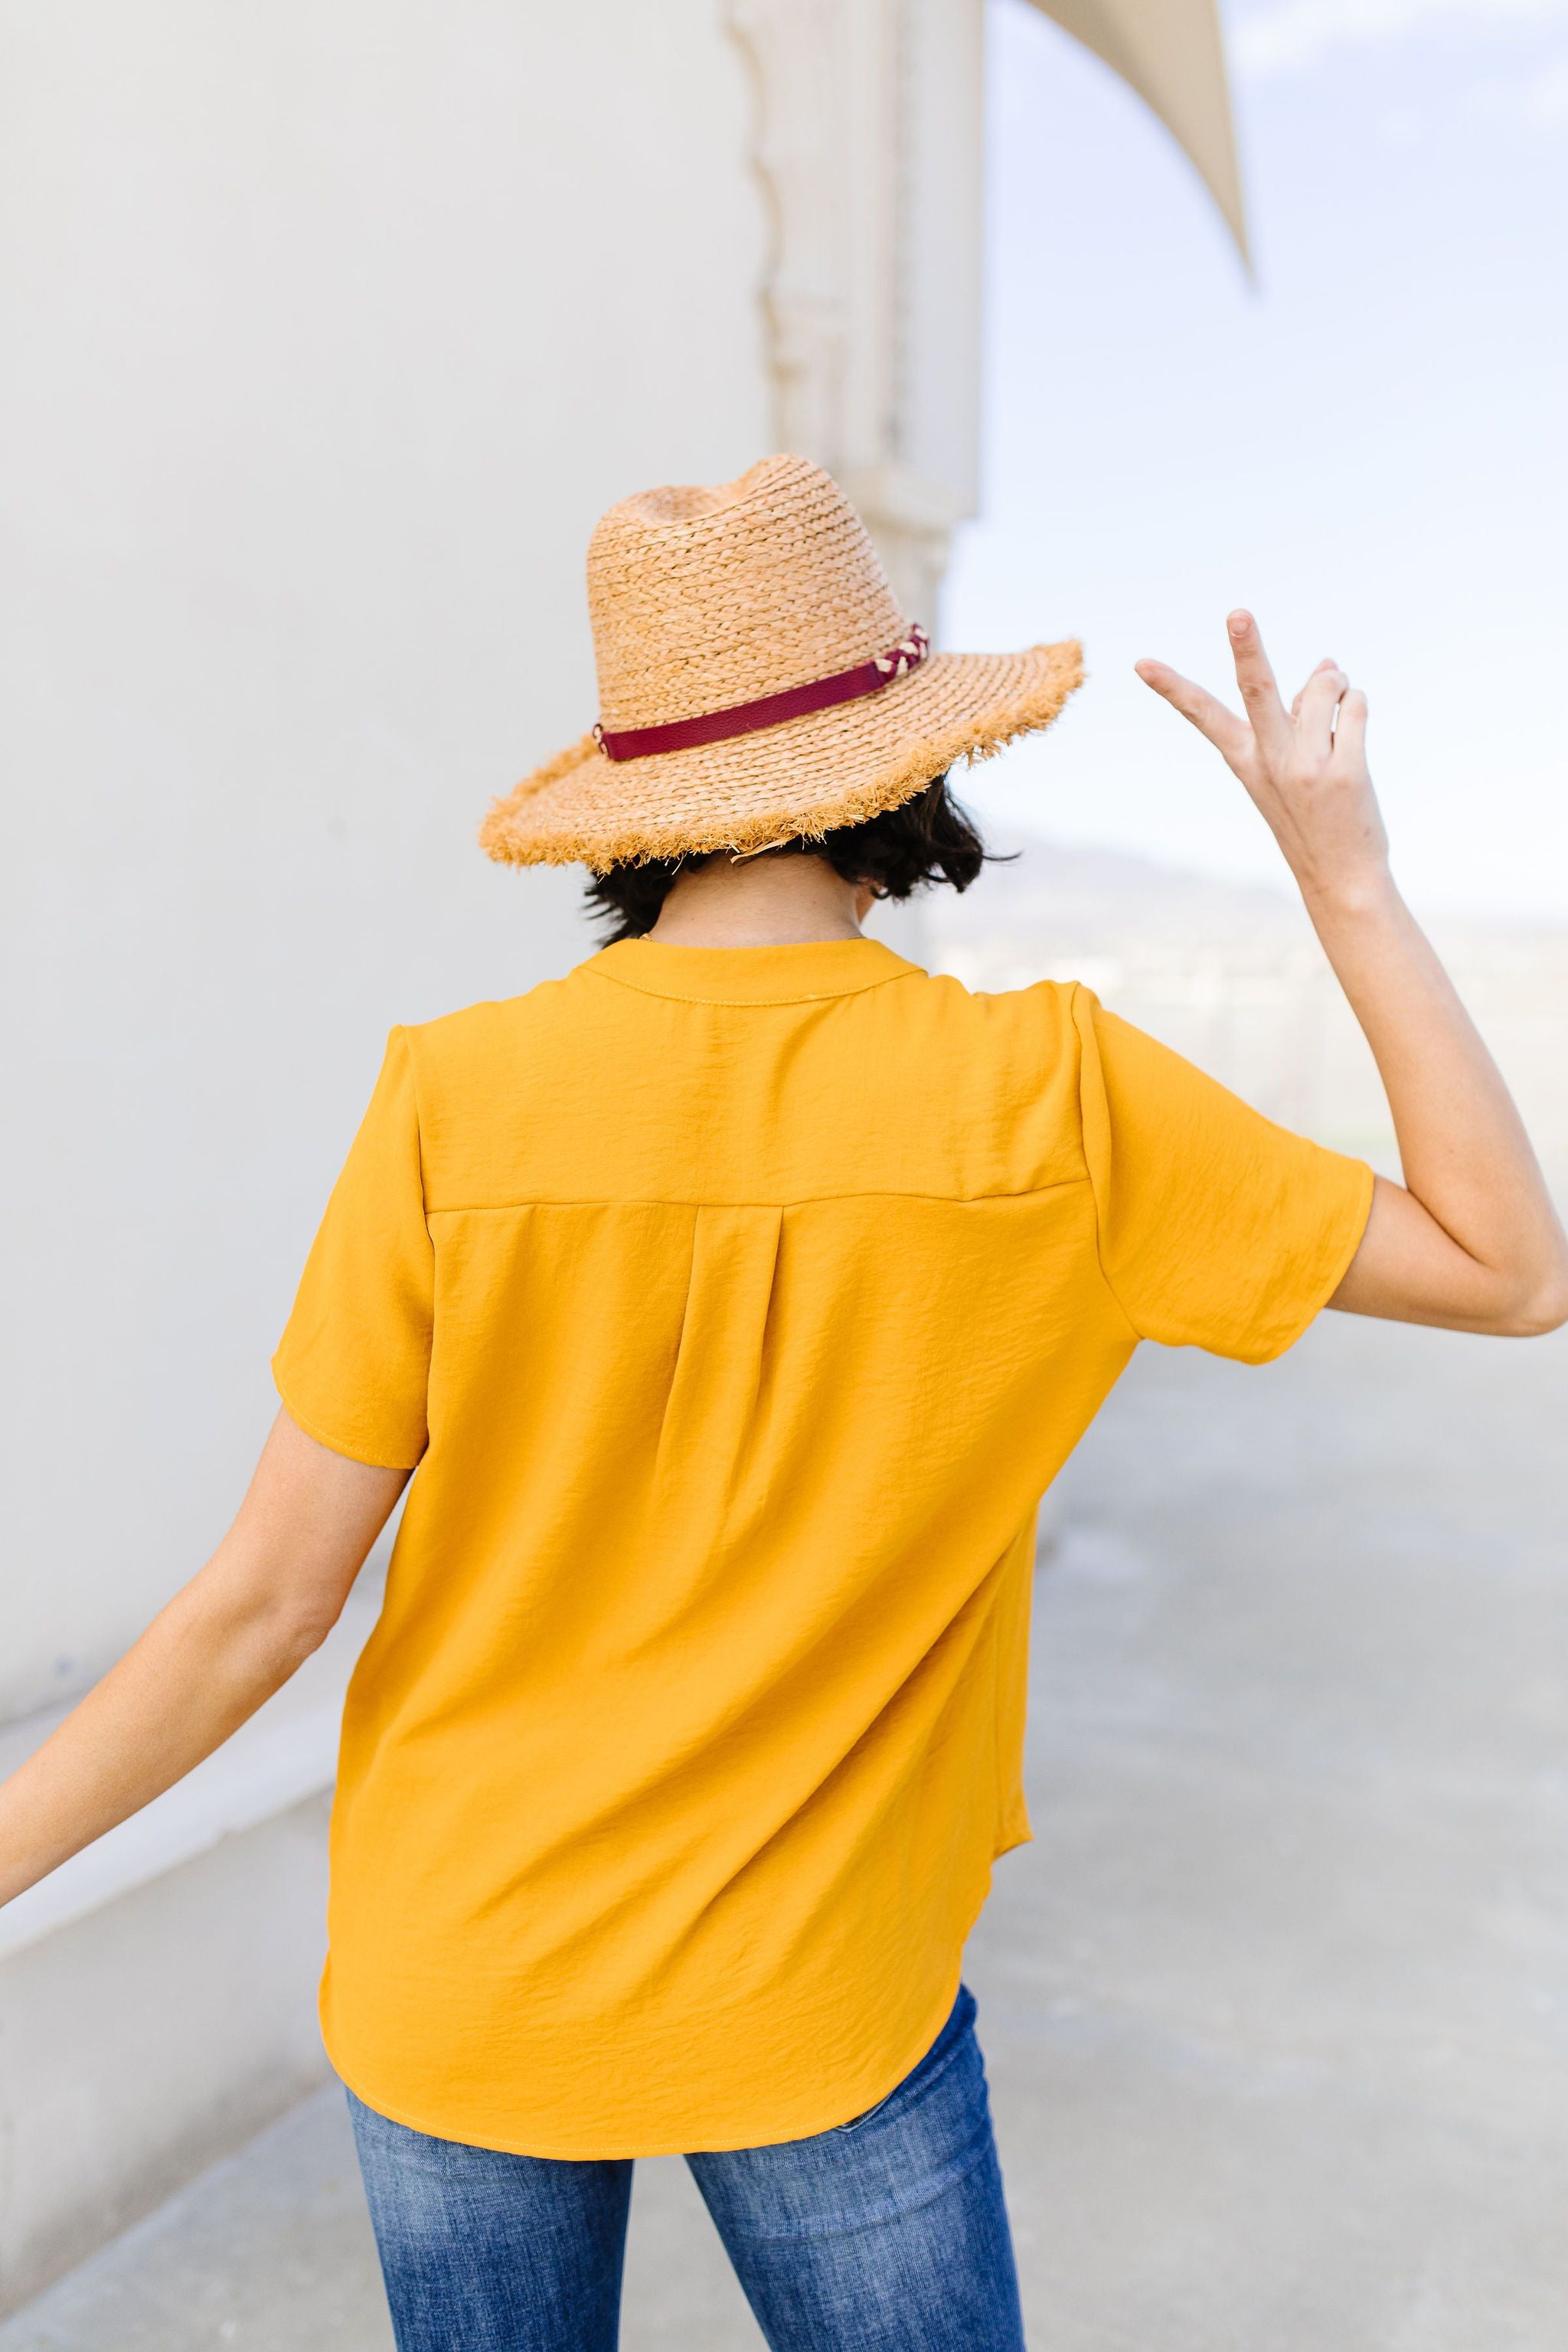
[
  {"left": 1136, "top": 612, "right": 1390, "bottom": 910},
  {"left": 1134, "top": 609, "right": 1568, "bottom": 1338}
]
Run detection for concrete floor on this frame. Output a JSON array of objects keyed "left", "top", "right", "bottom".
[{"left": 5, "top": 1312, "right": 1565, "bottom": 2350}]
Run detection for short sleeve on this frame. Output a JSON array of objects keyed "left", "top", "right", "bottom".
[
  {"left": 1073, "top": 988, "right": 1374, "bottom": 1364},
  {"left": 273, "top": 1027, "right": 434, "bottom": 1467}
]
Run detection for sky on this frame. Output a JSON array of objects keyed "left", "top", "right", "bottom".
[{"left": 945, "top": 0, "right": 1568, "bottom": 918}]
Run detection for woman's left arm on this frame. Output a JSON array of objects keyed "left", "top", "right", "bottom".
[
  {"left": 0, "top": 1408, "right": 407, "bottom": 1908},
  {"left": 1137, "top": 612, "right": 1568, "bottom": 1337}
]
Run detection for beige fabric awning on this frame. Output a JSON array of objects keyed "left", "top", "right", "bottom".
[{"left": 1027, "top": 0, "right": 1249, "bottom": 262}]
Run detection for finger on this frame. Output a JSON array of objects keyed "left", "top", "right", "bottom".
[
  {"left": 1334, "top": 685, "right": 1368, "bottom": 767},
  {"left": 1291, "top": 657, "right": 1340, "bottom": 722},
  {"left": 1295, "top": 663, "right": 1348, "bottom": 758},
  {"left": 1135, "top": 658, "right": 1252, "bottom": 765},
  {"left": 1227, "top": 612, "right": 1292, "bottom": 754}
]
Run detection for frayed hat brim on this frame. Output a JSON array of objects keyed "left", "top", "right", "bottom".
[{"left": 479, "top": 641, "right": 1083, "bottom": 870}]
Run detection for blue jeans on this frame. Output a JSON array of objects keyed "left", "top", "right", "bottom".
[{"left": 348, "top": 1983, "right": 1025, "bottom": 2351}]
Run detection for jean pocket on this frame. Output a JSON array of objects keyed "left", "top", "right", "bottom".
[
  {"left": 828, "top": 1984, "right": 975, "bottom": 2138},
  {"left": 829, "top": 2086, "right": 897, "bottom": 2137}
]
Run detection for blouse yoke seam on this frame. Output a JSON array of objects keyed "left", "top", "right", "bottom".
[{"left": 423, "top": 1177, "right": 1091, "bottom": 1216}]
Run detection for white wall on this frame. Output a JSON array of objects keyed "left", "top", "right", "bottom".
[
  {"left": 1, "top": 0, "right": 772, "bottom": 1722},
  {"left": 0, "top": 1793, "right": 335, "bottom": 2310}
]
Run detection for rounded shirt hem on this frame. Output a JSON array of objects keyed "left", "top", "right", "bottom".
[
  {"left": 315, "top": 1859, "right": 1018, "bottom": 2162},
  {"left": 323, "top": 1958, "right": 965, "bottom": 2160}
]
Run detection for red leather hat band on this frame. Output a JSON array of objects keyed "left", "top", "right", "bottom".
[{"left": 593, "top": 627, "right": 929, "bottom": 763}]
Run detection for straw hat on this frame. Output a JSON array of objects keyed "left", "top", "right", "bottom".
[{"left": 479, "top": 453, "right": 1083, "bottom": 871}]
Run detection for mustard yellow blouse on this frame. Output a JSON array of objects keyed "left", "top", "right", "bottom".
[{"left": 274, "top": 937, "right": 1372, "bottom": 2156}]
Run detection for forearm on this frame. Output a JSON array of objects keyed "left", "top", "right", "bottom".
[
  {"left": 0, "top": 1562, "right": 323, "bottom": 1908},
  {"left": 1302, "top": 867, "right": 1565, "bottom": 1306},
  {"left": 0, "top": 1408, "right": 406, "bottom": 1912}
]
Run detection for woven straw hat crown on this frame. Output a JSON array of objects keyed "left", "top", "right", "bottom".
[
  {"left": 590, "top": 454, "right": 904, "bottom": 731},
  {"left": 479, "top": 452, "right": 1082, "bottom": 868}
]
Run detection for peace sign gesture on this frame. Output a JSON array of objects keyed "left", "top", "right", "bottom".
[
  {"left": 1136, "top": 611, "right": 1389, "bottom": 909},
  {"left": 1129, "top": 606, "right": 1568, "bottom": 1338}
]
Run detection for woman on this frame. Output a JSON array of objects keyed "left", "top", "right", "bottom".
[{"left": 3, "top": 456, "right": 1563, "bottom": 2352}]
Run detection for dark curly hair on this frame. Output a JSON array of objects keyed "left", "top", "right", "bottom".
[{"left": 583, "top": 775, "right": 997, "bottom": 941}]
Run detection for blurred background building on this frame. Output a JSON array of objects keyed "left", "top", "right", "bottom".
[{"left": 0, "top": 0, "right": 1246, "bottom": 2311}]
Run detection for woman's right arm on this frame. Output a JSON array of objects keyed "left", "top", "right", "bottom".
[{"left": 0, "top": 1409, "right": 407, "bottom": 1908}]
